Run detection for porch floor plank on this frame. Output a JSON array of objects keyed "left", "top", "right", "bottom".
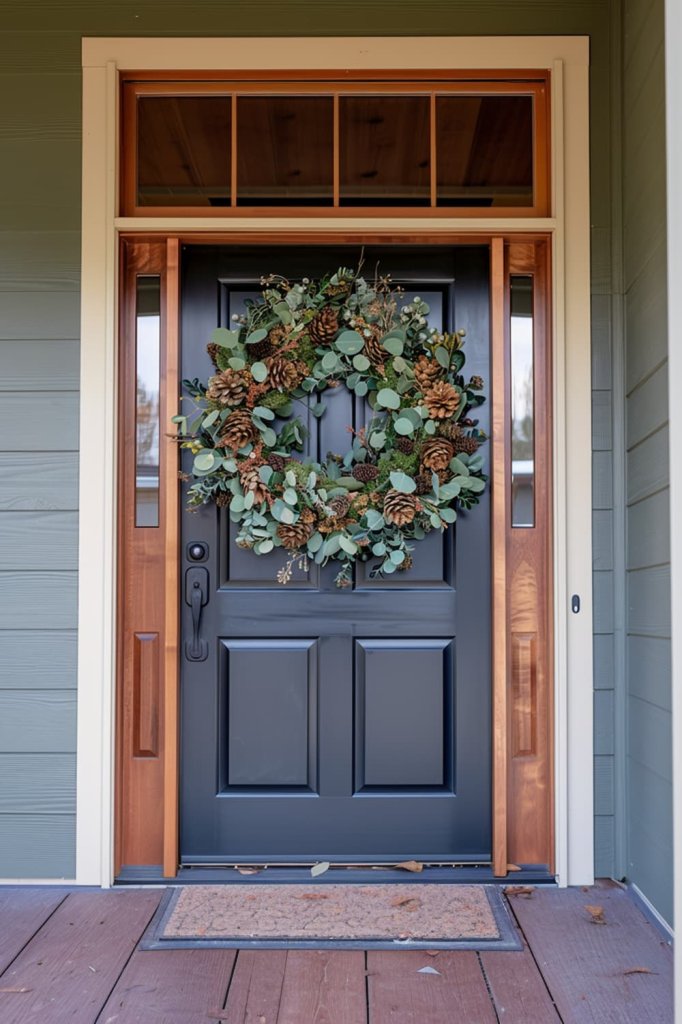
[
  {"left": 276, "top": 950, "right": 367, "bottom": 1024},
  {"left": 480, "top": 935, "right": 562, "bottom": 1022},
  {"left": 222, "top": 949, "right": 287, "bottom": 1022},
  {"left": 507, "top": 882, "right": 673, "bottom": 1023},
  {"left": 0, "top": 887, "right": 68, "bottom": 975},
  {"left": 0, "top": 889, "right": 161, "bottom": 1024},
  {"left": 367, "top": 950, "right": 497, "bottom": 1024},
  {"left": 97, "top": 948, "right": 237, "bottom": 1024}
]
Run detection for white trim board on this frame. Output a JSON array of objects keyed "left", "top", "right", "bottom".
[{"left": 78, "top": 36, "right": 592, "bottom": 887}]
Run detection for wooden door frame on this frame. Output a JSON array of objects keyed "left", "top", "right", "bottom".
[
  {"left": 79, "top": 36, "right": 593, "bottom": 888},
  {"left": 115, "top": 228, "right": 553, "bottom": 878}
]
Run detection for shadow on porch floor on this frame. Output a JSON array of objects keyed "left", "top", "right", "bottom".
[{"left": 0, "top": 879, "right": 672, "bottom": 1023}]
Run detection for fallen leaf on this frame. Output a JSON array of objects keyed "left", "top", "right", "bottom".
[
  {"left": 390, "top": 895, "right": 420, "bottom": 911},
  {"left": 294, "top": 893, "right": 330, "bottom": 901},
  {"left": 504, "top": 885, "right": 535, "bottom": 898},
  {"left": 624, "top": 967, "right": 657, "bottom": 976},
  {"left": 236, "top": 866, "right": 261, "bottom": 875},
  {"left": 417, "top": 966, "right": 441, "bottom": 975},
  {"left": 395, "top": 860, "right": 423, "bottom": 873},
  {"left": 506, "top": 864, "right": 522, "bottom": 872},
  {"left": 0, "top": 988, "right": 32, "bottom": 993},
  {"left": 311, "top": 861, "right": 330, "bottom": 877},
  {"left": 585, "top": 904, "right": 606, "bottom": 925}
]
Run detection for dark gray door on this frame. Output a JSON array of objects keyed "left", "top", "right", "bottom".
[{"left": 180, "top": 246, "right": 491, "bottom": 864}]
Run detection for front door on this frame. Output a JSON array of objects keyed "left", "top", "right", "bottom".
[{"left": 179, "top": 245, "right": 491, "bottom": 864}]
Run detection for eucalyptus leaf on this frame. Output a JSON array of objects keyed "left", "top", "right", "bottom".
[
  {"left": 211, "top": 327, "right": 241, "bottom": 349},
  {"left": 435, "top": 346, "right": 450, "bottom": 368},
  {"left": 261, "top": 427, "right": 277, "bottom": 447},
  {"left": 382, "top": 336, "right": 404, "bottom": 356},
  {"left": 389, "top": 471, "right": 417, "bottom": 494},
  {"left": 230, "top": 494, "right": 245, "bottom": 513},
  {"left": 321, "top": 351, "right": 340, "bottom": 372},
  {"left": 193, "top": 451, "right": 216, "bottom": 473},
  {"left": 283, "top": 487, "right": 298, "bottom": 505},
  {"left": 424, "top": 419, "right": 437, "bottom": 435},
  {"left": 464, "top": 476, "right": 486, "bottom": 493},
  {"left": 228, "top": 356, "right": 246, "bottom": 371},
  {"left": 285, "top": 470, "right": 297, "bottom": 486},
  {"left": 251, "top": 361, "right": 268, "bottom": 383},
  {"left": 369, "top": 431, "right": 386, "bottom": 449},
  {"left": 257, "top": 538, "right": 274, "bottom": 554},
  {"left": 243, "top": 490, "right": 255, "bottom": 510},
  {"left": 324, "top": 534, "right": 341, "bottom": 557},
  {"left": 394, "top": 417, "right": 415, "bottom": 435},
  {"left": 246, "top": 328, "right": 268, "bottom": 346},
  {"left": 372, "top": 541, "right": 386, "bottom": 556},
  {"left": 440, "top": 507, "right": 457, "bottom": 523},
  {"left": 274, "top": 301, "right": 293, "bottom": 325},
  {"left": 335, "top": 330, "right": 365, "bottom": 355},
  {"left": 311, "top": 402, "right": 326, "bottom": 417},
  {"left": 382, "top": 559, "right": 397, "bottom": 574},
  {"left": 390, "top": 549, "right": 406, "bottom": 565},
  {"left": 338, "top": 535, "right": 358, "bottom": 555},
  {"left": 352, "top": 353, "right": 371, "bottom": 372},
  {"left": 355, "top": 381, "right": 368, "bottom": 397},
  {"left": 259, "top": 465, "right": 273, "bottom": 484},
  {"left": 253, "top": 405, "right": 275, "bottom": 420},
  {"left": 202, "top": 409, "right": 219, "bottom": 428},
  {"left": 307, "top": 531, "right": 323, "bottom": 553},
  {"left": 365, "top": 510, "right": 385, "bottom": 531},
  {"left": 376, "top": 387, "right": 401, "bottom": 410},
  {"left": 449, "top": 457, "right": 470, "bottom": 476},
  {"left": 392, "top": 356, "right": 408, "bottom": 372}
]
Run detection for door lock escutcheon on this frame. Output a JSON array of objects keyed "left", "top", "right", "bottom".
[{"left": 185, "top": 566, "right": 209, "bottom": 661}]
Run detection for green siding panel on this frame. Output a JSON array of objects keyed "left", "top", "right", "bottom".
[
  {"left": 0, "top": 572, "right": 78, "bottom": 629},
  {"left": 0, "top": 291, "right": 80, "bottom": 340},
  {"left": 0, "top": 754, "right": 76, "bottom": 814},
  {"left": 0, "top": 232, "right": 81, "bottom": 291},
  {"left": 0, "top": 630, "right": 77, "bottom": 689},
  {"left": 0, "top": 690, "right": 76, "bottom": 753},
  {"left": 0, "top": 340, "right": 79, "bottom": 391},
  {"left": 0, "top": 814, "right": 75, "bottom": 878}
]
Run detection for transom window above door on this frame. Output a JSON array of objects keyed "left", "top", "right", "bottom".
[{"left": 120, "top": 73, "right": 550, "bottom": 217}]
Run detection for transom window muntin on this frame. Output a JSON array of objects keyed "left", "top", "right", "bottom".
[{"left": 121, "top": 74, "right": 550, "bottom": 217}]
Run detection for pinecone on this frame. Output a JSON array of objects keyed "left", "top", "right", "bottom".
[
  {"left": 207, "top": 342, "right": 222, "bottom": 369},
  {"left": 238, "top": 463, "right": 270, "bottom": 505},
  {"left": 352, "top": 463, "right": 379, "bottom": 483},
  {"left": 299, "top": 507, "right": 316, "bottom": 525},
  {"left": 398, "top": 554, "right": 413, "bottom": 572},
  {"left": 414, "top": 355, "right": 442, "bottom": 392},
  {"left": 394, "top": 437, "right": 415, "bottom": 455},
  {"left": 423, "top": 380, "right": 461, "bottom": 419},
  {"left": 216, "top": 492, "right": 231, "bottom": 508},
  {"left": 469, "top": 375, "right": 484, "bottom": 391},
  {"left": 383, "top": 489, "right": 418, "bottom": 527},
  {"left": 309, "top": 306, "right": 339, "bottom": 347},
  {"left": 269, "top": 325, "right": 288, "bottom": 347},
  {"left": 452, "top": 434, "right": 480, "bottom": 455},
  {"left": 363, "top": 329, "right": 387, "bottom": 368},
  {"left": 206, "top": 368, "right": 251, "bottom": 407},
  {"left": 328, "top": 495, "right": 351, "bottom": 518},
  {"left": 218, "top": 409, "right": 256, "bottom": 451},
  {"left": 415, "top": 471, "right": 434, "bottom": 496},
  {"left": 421, "top": 437, "right": 455, "bottom": 471},
  {"left": 249, "top": 337, "right": 274, "bottom": 361},
  {"left": 267, "top": 453, "right": 287, "bottom": 472},
  {"left": 268, "top": 356, "right": 307, "bottom": 391},
  {"left": 276, "top": 519, "right": 313, "bottom": 549},
  {"left": 437, "top": 421, "right": 462, "bottom": 441}
]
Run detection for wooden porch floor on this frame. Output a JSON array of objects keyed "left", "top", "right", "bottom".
[{"left": 0, "top": 880, "right": 672, "bottom": 1023}]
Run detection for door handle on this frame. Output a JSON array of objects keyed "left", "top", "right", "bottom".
[{"left": 185, "top": 566, "right": 209, "bottom": 661}]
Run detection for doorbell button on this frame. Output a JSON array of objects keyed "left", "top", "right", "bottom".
[{"left": 188, "top": 542, "right": 208, "bottom": 562}]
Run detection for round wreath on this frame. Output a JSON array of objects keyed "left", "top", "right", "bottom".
[{"left": 175, "top": 265, "right": 488, "bottom": 587}]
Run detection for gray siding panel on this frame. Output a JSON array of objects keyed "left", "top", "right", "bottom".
[
  {"left": 626, "top": 361, "right": 668, "bottom": 448},
  {"left": 0, "top": 453, "right": 79, "bottom": 510},
  {"left": 627, "top": 761, "right": 673, "bottom": 922},
  {"left": 0, "top": 690, "right": 76, "bottom": 753},
  {"left": 628, "top": 695, "right": 672, "bottom": 782},
  {"left": 0, "top": 339, "right": 79, "bottom": 390},
  {"left": 0, "top": 754, "right": 76, "bottom": 814},
  {"left": 0, "top": 291, "right": 80, "bottom": 340},
  {"left": 627, "top": 635, "right": 671, "bottom": 710},
  {"left": 627, "top": 565, "right": 671, "bottom": 638},
  {"left": 0, "top": 572, "right": 78, "bottom": 629},
  {"left": 627, "top": 488, "right": 670, "bottom": 569},
  {"left": 0, "top": 512, "right": 78, "bottom": 570},
  {"left": 626, "top": 426, "right": 669, "bottom": 504},
  {"left": 0, "top": 393, "right": 78, "bottom": 451},
  {"left": 0, "top": 630, "right": 77, "bottom": 689},
  {"left": 0, "top": 814, "right": 75, "bottom": 877}
]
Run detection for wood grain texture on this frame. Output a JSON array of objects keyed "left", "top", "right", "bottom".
[
  {"left": 0, "top": 815, "right": 75, "bottom": 877},
  {"left": 0, "top": 754, "right": 76, "bottom": 814},
  {"left": 99, "top": 948, "right": 236, "bottom": 1024},
  {"left": 0, "top": 691, "right": 76, "bottom": 752},
  {"left": 223, "top": 950, "right": 288, "bottom": 1022},
  {"left": 0, "top": 512, "right": 78, "bottom": 570},
  {"left": 277, "top": 951, "right": 367, "bottom": 1024},
  {"left": 0, "top": 888, "right": 67, "bottom": 974},
  {"left": 0, "top": 340, "right": 79, "bottom": 390},
  {"left": 480, "top": 936, "right": 561, "bottom": 1022},
  {"left": 0, "top": 630, "right": 77, "bottom": 689},
  {"left": 508, "top": 883, "right": 673, "bottom": 1023},
  {"left": 0, "top": 890, "right": 161, "bottom": 1024},
  {"left": 0, "top": 453, "right": 79, "bottom": 511},
  {"left": 367, "top": 950, "right": 496, "bottom": 1023}
]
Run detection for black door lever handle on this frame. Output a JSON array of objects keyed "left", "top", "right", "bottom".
[{"left": 185, "top": 566, "right": 209, "bottom": 661}]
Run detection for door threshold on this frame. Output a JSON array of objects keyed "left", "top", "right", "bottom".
[{"left": 115, "top": 863, "right": 555, "bottom": 886}]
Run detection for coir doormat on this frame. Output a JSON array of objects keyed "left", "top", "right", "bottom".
[{"left": 140, "top": 883, "right": 521, "bottom": 951}]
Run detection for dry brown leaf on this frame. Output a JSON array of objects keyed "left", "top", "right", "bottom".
[
  {"left": 623, "top": 966, "right": 657, "bottom": 976},
  {"left": 391, "top": 895, "right": 421, "bottom": 911},
  {"left": 506, "top": 864, "right": 522, "bottom": 872},
  {"left": 585, "top": 904, "right": 606, "bottom": 925},
  {"left": 236, "top": 866, "right": 260, "bottom": 875},
  {"left": 395, "top": 860, "right": 423, "bottom": 873},
  {"left": 293, "top": 893, "right": 330, "bottom": 901},
  {"left": 504, "top": 885, "right": 535, "bottom": 898}
]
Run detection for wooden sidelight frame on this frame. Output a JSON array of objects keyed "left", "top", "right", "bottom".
[{"left": 115, "top": 230, "right": 553, "bottom": 878}]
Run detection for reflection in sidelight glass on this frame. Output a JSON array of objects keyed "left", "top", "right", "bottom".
[
  {"left": 135, "top": 276, "right": 161, "bottom": 527},
  {"left": 510, "top": 275, "right": 535, "bottom": 527}
]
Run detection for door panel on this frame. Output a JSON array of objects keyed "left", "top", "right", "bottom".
[{"left": 180, "top": 245, "right": 491, "bottom": 863}]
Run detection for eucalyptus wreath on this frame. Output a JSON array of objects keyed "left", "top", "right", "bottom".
[{"left": 175, "top": 265, "right": 488, "bottom": 587}]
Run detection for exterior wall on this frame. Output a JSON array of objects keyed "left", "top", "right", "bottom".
[
  {"left": 622, "top": 0, "right": 672, "bottom": 923},
  {"left": 0, "top": 1, "right": 613, "bottom": 879}
]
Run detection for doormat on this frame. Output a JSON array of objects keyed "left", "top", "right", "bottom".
[{"left": 140, "top": 884, "right": 521, "bottom": 951}]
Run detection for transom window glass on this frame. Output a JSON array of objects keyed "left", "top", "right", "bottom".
[{"left": 123, "top": 78, "right": 549, "bottom": 216}]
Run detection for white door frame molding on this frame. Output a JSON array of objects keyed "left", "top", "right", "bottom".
[{"left": 78, "top": 35, "right": 592, "bottom": 887}]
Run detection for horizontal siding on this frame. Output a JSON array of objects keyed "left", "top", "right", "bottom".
[
  {"left": 0, "top": 690, "right": 76, "bottom": 753},
  {"left": 627, "top": 635, "right": 671, "bottom": 710},
  {"left": 626, "top": 361, "right": 668, "bottom": 447},
  {"left": 594, "top": 690, "right": 615, "bottom": 756},
  {"left": 0, "top": 512, "right": 78, "bottom": 570},
  {"left": 591, "top": 390, "right": 613, "bottom": 451},
  {"left": 594, "top": 754, "right": 615, "bottom": 815},
  {"left": 0, "top": 754, "right": 76, "bottom": 813},
  {"left": 627, "top": 565, "right": 671, "bottom": 637},
  {"left": 0, "top": 393, "right": 78, "bottom": 451},
  {"left": 0, "top": 630, "right": 77, "bottom": 689},
  {"left": 593, "top": 634, "right": 615, "bottom": 690},
  {"left": 624, "top": 240, "right": 667, "bottom": 390},
  {"left": 627, "top": 488, "right": 670, "bottom": 569},
  {"left": 0, "top": 452, "right": 79, "bottom": 510},
  {"left": 0, "top": 814, "right": 75, "bottom": 877},
  {"left": 0, "top": 231, "right": 80, "bottom": 289},
  {"left": 628, "top": 695, "right": 672, "bottom": 782},
  {"left": 0, "top": 290, "right": 80, "bottom": 339},
  {"left": 0, "top": 572, "right": 78, "bottom": 629},
  {"left": 593, "top": 510, "right": 614, "bottom": 571},
  {"left": 626, "top": 426, "right": 669, "bottom": 504},
  {"left": 592, "top": 451, "right": 614, "bottom": 510},
  {"left": 0, "top": 339, "right": 79, "bottom": 390},
  {"left": 627, "top": 762, "right": 673, "bottom": 922}
]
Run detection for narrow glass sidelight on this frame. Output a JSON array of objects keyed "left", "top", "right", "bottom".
[
  {"left": 510, "top": 274, "right": 535, "bottom": 527},
  {"left": 135, "top": 276, "right": 161, "bottom": 527}
]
